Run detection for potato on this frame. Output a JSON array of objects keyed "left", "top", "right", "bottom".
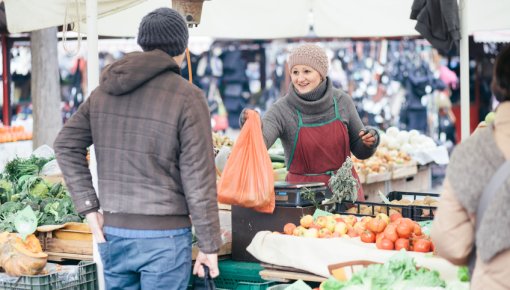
[
  {"left": 346, "top": 207, "right": 358, "bottom": 214},
  {"left": 412, "top": 200, "right": 425, "bottom": 206},
  {"left": 424, "top": 196, "right": 437, "bottom": 205},
  {"left": 399, "top": 198, "right": 412, "bottom": 205},
  {"left": 361, "top": 207, "right": 373, "bottom": 215},
  {"left": 390, "top": 207, "right": 402, "bottom": 214}
]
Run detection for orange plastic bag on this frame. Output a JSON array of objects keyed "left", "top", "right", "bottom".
[{"left": 217, "top": 110, "right": 275, "bottom": 213}]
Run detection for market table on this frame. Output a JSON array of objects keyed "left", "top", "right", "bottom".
[
  {"left": 259, "top": 263, "right": 327, "bottom": 283},
  {"left": 247, "top": 231, "right": 459, "bottom": 282}
]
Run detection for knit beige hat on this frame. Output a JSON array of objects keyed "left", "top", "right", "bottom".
[{"left": 287, "top": 44, "right": 329, "bottom": 78}]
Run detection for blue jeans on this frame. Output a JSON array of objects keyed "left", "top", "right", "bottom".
[{"left": 98, "top": 229, "right": 192, "bottom": 290}]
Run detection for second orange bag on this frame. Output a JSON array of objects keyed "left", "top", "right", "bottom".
[{"left": 217, "top": 110, "right": 275, "bottom": 213}]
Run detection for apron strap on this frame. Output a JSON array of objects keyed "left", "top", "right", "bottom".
[
  {"left": 297, "top": 109, "right": 304, "bottom": 126},
  {"left": 333, "top": 97, "right": 341, "bottom": 120},
  {"left": 287, "top": 109, "right": 303, "bottom": 169}
]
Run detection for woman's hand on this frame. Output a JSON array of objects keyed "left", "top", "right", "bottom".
[{"left": 359, "top": 129, "right": 377, "bottom": 147}]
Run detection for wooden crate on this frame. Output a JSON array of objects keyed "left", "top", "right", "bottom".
[
  {"left": 390, "top": 165, "right": 432, "bottom": 193},
  {"left": 391, "top": 163, "right": 418, "bottom": 180},
  {"left": 37, "top": 222, "right": 93, "bottom": 262},
  {"left": 365, "top": 171, "right": 391, "bottom": 184}
]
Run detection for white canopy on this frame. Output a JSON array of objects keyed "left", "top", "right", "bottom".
[
  {"left": 5, "top": 0, "right": 510, "bottom": 39},
  {"left": 4, "top": 0, "right": 510, "bottom": 141}
]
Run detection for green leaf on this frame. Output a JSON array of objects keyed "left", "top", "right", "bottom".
[
  {"left": 312, "top": 208, "right": 333, "bottom": 219},
  {"left": 14, "top": 206, "right": 38, "bottom": 240},
  {"left": 457, "top": 266, "right": 470, "bottom": 282}
]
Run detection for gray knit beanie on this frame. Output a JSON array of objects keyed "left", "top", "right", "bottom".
[
  {"left": 287, "top": 44, "right": 329, "bottom": 78},
  {"left": 137, "top": 7, "right": 189, "bottom": 57}
]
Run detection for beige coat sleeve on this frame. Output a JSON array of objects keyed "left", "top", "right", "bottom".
[{"left": 431, "top": 179, "right": 474, "bottom": 265}]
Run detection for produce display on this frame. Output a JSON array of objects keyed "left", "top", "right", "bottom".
[
  {"left": 212, "top": 132, "right": 234, "bottom": 156},
  {"left": 278, "top": 213, "right": 434, "bottom": 253},
  {"left": 380, "top": 127, "right": 437, "bottom": 155},
  {"left": 0, "top": 156, "right": 83, "bottom": 232},
  {"left": 0, "top": 125, "right": 32, "bottom": 144},
  {"left": 352, "top": 127, "right": 440, "bottom": 183}
]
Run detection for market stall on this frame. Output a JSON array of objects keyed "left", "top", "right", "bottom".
[{"left": 210, "top": 120, "right": 469, "bottom": 289}]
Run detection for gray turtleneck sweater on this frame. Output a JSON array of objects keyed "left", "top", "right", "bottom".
[{"left": 261, "top": 78, "right": 378, "bottom": 165}]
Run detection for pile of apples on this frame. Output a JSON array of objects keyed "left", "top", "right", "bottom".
[
  {"left": 281, "top": 214, "right": 360, "bottom": 239},
  {"left": 280, "top": 212, "right": 434, "bottom": 253}
]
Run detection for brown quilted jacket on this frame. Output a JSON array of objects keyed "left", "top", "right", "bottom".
[{"left": 54, "top": 49, "right": 221, "bottom": 253}]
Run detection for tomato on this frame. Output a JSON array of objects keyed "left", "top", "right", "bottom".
[
  {"left": 376, "top": 232, "right": 385, "bottom": 242},
  {"left": 395, "top": 238, "right": 410, "bottom": 251},
  {"left": 383, "top": 224, "right": 399, "bottom": 242},
  {"left": 413, "top": 239, "right": 432, "bottom": 252},
  {"left": 360, "top": 230, "right": 376, "bottom": 243},
  {"left": 347, "top": 228, "right": 359, "bottom": 237},
  {"left": 367, "top": 217, "right": 387, "bottom": 233},
  {"left": 283, "top": 223, "right": 297, "bottom": 235},
  {"left": 375, "top": 232, "right": 385, "bottom": 248},
  {"left": 411, "top": 233, "right": 426, "bottom": 240},
  {"left": 413, "top": 222, "right": 422, "bottom": 236},
  {"left": 390, "top": 213, "right": 402, "bottom": 223},
  {"left": 401, "top": 218, "right": 415, "bottom": 228},
  {"left": 392, "top": 217, "right": 402, "bottom": 225},
  {"left": 396, "top": 223, "right": 412, "bottom": 239},
  {"left": 379, "top": 238, "right": 394, "bottom": 250}
]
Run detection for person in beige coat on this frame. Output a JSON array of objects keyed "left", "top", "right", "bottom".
[{"left": 431, "top": 44, "right": 510, "bottom": 290}]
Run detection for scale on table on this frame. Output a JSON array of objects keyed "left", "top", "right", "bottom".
[{"left": 273, "top": 181, "right": 329, "bottom": 206}]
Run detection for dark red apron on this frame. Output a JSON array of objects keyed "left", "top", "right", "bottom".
[{"left": 286, "top": 98, "right": 364, "bottom": 201}]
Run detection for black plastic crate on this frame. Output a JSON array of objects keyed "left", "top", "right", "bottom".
[{"left": 336, "top": 191, "right": 439, "bottom": 221}]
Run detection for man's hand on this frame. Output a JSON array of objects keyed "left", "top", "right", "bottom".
[
  {"left": 85, "top": 212, "right": 106, "bottom": 243},
  {"left": 193, "top": 251, "right": 219, "bottom": 278}
]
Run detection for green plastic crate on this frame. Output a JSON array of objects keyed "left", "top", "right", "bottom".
[
  {"left": 189, "top": 260, "right": 277, "bottom": 290},
  {"left": 0, "top": 261, "right": 98, "bottom": 290}
]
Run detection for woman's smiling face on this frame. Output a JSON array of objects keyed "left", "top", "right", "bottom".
[{"left": 291, "top": 65, "right": 322, "bottom": 94}]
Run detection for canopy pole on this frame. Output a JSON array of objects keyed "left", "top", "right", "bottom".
[
  {"left": 86, "top": 3, "right": 99, "bottom": 93},
  {"left": 460, "top": 0, "right": 470, "bottom": 141},
  {"left": 2, "top": 34, "right": 10, "bottom": 126},
  {"left": 85, "top": 1, "right": 104, "bottom": 290}
]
